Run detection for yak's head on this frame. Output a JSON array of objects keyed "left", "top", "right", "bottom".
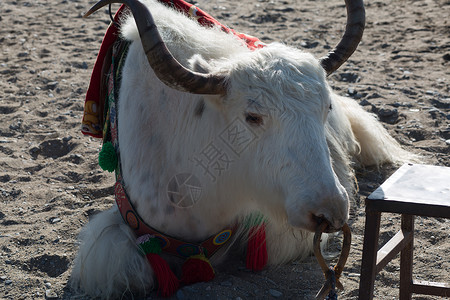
[
  {"left": 85, "top": 0, "right": 365, "bottom": 233},
  {"left": 208, "top": 46, "right": 350, "bottom": 232}
]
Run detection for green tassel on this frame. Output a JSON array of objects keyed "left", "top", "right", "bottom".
[
  {"left": 98, "top": 141, "right": 117, "bottom": 172},
  {"left": 138, "top": 236, "right": 162, "bottom": 255}
]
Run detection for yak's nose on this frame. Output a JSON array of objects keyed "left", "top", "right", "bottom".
[
  {"left": 309, "top": 184, "right": 349, "bottom": 233},
  {"left": 285, "top": 170, "right": 349, "bottom": 233}
]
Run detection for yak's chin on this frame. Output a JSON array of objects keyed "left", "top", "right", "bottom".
[{"left": 286, "top": 213, "right": 317, "bottom": 233}]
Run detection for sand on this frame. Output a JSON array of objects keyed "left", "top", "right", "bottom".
[{"left": 0, "top": 0, "right": 449, "bottom": 299}]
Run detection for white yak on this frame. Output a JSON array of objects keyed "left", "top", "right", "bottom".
[{"left": 71, "top": 0, "right": 410, "bottom": 297}]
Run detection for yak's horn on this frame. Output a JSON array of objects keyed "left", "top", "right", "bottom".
[
  {"left": 84, "top": 0, "right": 227, "bottom": 95},
  {"left": 319, "top": 0, "right": 365, "bottom": 75}
]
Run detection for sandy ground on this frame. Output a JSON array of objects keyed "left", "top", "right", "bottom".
[{"left": 0, "top": 0, "right": 449, "bottom": 299}]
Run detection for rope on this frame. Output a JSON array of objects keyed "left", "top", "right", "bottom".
[
  {"left": 325, "top": 267, "right": 337, "bottom": 300},
  {"left": 313, "top": 223, "right": 352, "bottom": 300}
]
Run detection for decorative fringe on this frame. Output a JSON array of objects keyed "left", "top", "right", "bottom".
[
  {"left": 181, "top": 254, "right": 215, "bottom": 284},
  {"left": 98, "top": 141, "right": 117, "bottom": 172},
  {"left": 246, "top": 223, "right": 268, "bottom": 271},
  {"left": 137, "top": 235, "right": 179, "bottom": 297}
]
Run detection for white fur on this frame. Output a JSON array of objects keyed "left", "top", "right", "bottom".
[
  {"left": 72, "top": 0, "right": 410, "bottom": 297},
  {"left": 71, "top": 207, "right": 153, "bottom": 298}
]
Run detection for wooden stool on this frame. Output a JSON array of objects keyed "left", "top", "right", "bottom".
[{"left": 358, "top": 163, "right": 450, "bottom": 299}]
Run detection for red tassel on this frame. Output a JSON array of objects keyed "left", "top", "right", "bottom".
[
  {"left": 138, "top": 235, "right": 180, "bottom": 297},
  {"left": 181, "top": 254, "right": 215, "bottom": 285},
  {"left": 246, "top": 223, "right": 268, "bottom": 271},
  {"left": 145, "top": 253, "right": 179, "bottom": 297}
]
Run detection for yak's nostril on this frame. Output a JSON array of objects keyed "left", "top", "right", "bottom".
[
  {"left": 312, "top": 214, "right": 325, "bottom": 225},
  {"left": 312, "top": 214, "right": 342, "bottom": 233},
  {"left": 312, "top": 214, "right": 330, "bottom": 231}
]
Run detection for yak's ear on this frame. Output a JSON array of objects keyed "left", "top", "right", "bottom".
[{"left": 189, "top": 54, "right": 212, "bottom": 74}]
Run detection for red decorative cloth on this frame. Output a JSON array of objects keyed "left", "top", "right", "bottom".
[
  {"left": 81, "top": 0, "right": 264, "bottom": 138},
  {"left": 81, "top": 5, "right": 126, "bottom": 138},
  {"left": 157, "top": 0, "right": 265, "bottom": 50}
]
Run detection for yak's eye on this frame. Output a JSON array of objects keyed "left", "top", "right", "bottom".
[
  {"left": 245, "top": 112, "right": 263, "bottom": 126},
  {"left": 329, "top": 104, "right": 333, "bottom": 111}
]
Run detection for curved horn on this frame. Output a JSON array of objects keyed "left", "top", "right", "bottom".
[
  {"left": 84, "top": 0, "right": 227, "bottom": 95},
  {"left": 319, "top": 0, "right": 365, "bottom": 76}
]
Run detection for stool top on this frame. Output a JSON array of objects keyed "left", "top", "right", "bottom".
[{"left": 368, "top": 164, "right": 450, "bottom": 217}]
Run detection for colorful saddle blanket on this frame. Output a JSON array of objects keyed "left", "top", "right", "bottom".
[{"left": 81, "top": 0, "right": 265, "bottom": 138}]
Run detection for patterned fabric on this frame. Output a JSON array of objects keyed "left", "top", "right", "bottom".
[
  {"left": 81, "top": 0, "right": 265, "bottom": 138},
  {"left": 81, "top": 5, "right": 125, "bottom": 138}
]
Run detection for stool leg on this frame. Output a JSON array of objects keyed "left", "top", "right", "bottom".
[
  {"left": 359, "top": 208, "right": 381, "bottom": 300},
  {"left": 399, "top": 214, "right": 414, "bottom": 300}
]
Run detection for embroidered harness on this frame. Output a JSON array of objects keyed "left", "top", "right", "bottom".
[
  {"left": 102, "top": 39, "right": 237, "bottom": 259},
  {"left": 84, "top": 1, "right": 269, "bottom": 295}
]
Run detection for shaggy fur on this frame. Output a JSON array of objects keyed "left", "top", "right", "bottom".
[{"left": 71, "top": 0, "right": 411, "bottom": 298}]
